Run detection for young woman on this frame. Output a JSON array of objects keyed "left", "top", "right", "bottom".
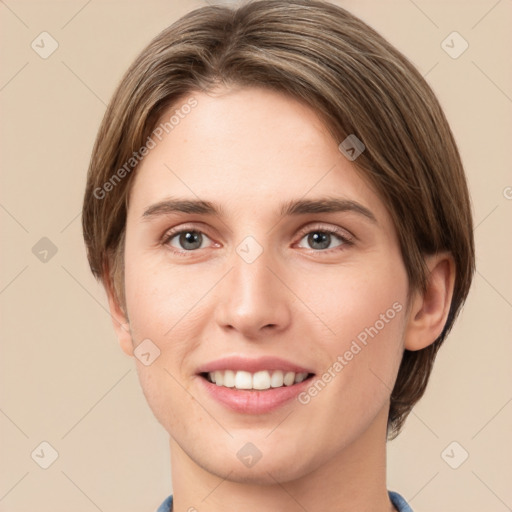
[{"left": 82, "top": 1, "right": 475, "bottom": 510}]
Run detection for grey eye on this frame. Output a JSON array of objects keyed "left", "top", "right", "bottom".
[
  {"left": 169, "top": 230, "right": 210, "bottom": 251},
  {"left": 298, "top": 230, "right": 344, "bottom": 251}
]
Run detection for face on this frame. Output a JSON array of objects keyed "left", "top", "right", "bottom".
[{"left": 119, "top": 86, "right": 410, "bottom": 484}]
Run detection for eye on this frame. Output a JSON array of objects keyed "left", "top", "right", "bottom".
[
  {"left": 163, "top": 228, "right": 213, "bottom": 253},
  {"left": 296, "top": 226, "right": 352, "bottom": 252},
  {"left": 161, "top": 224, "right": 353, "bottom": 256}
]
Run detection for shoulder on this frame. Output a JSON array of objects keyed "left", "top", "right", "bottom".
[
  {"left": 389, "top": 490, "right": 414, "bottom": 512},
  {"left": 158, "top": 493, "right": 412, "bottom": 511},
  {"left": 156, "top": 494, "right": 173, "bottom": 512}
]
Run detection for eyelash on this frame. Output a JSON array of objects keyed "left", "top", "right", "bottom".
[{"left": 161, "top": 224, "right": 354, "bottom": 257}]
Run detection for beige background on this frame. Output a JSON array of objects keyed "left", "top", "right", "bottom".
[{"left": 1, "top": 0, "right": 511, "bottom": 511}]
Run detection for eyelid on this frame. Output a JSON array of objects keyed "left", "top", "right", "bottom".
[
  {"left": 295, "top": 222, "right": 355, "bottom": 243},
  {"left": 161, "top": 222, "right": 212, "bottom": 243}
]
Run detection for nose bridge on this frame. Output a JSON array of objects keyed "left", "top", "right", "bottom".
[
  {"left": 234, "top": 238, "right": 273, "bottom": 299},
  {"left": 214, "top": 233, "right": 291, "bottom": 336}
]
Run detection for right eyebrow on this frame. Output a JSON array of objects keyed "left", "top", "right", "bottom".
[{"left": 142, "top": 198, "right": 222, "bottom": 219}]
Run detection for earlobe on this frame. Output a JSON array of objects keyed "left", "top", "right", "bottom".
[
  {"left": 404, "top": 252, "right": 456, "bottom": 351},
  {"left": 104, "top": 274, "right": 134, "bottom": 357}
]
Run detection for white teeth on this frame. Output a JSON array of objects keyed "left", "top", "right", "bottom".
[
  {"left": 206, "top": 370, "right": 309, "bottom": 390},
  {"left": 252, "top": 370, "right": 271, "bottom": 390},
  {"left": 294, "top": 372, "right": 306, "bottom": 383},
  {"left": 270, "top": 370, "right": 284, "bottom": 388},
  {"left": 283, "top": 371, "right": 295, "bottom": 386},
  {"left": 213, "top": 370, "right": 223, "bottom": 386},
  {"left": 223, "top": 370, "right": 235, "bottom": 387},
  {"left": 235, "top": 371, "right": 253, "bottom": 389}
]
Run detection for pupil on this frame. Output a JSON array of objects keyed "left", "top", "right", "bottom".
[
  {"left": 180, "top": 231, "right": 201, "bottom": 250},
  {"left": 309, "top": 232, "right": 330, "bottom": 250}
]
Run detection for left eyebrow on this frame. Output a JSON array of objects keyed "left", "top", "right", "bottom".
[
  {"left": 141, "top": 196, "right": 377, "bottom": 223},
  {"left": 279, "top": 197, "right": 377, "bottom": 223}
]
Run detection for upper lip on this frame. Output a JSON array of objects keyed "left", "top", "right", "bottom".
[{"left": 196, "top": 356, "right": 314, "bottom": 375}]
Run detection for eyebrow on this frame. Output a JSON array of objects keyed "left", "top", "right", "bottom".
[{"left": 141, "top": 196, "right": 377, "bottom": 223}]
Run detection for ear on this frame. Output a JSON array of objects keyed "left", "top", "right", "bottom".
[
  {"left": 404, "top": 252, "right": 456, "bottom": 351},
  {"left": 103, "top": 272, "right": 134, "bottom": 357}
]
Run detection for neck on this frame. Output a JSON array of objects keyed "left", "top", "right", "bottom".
[{"left": 168, "top": 405, "right": 396, "bottom": 512}]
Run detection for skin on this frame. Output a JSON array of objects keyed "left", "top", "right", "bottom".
[{"left": 106, "top": 86, "right": 455, "bottom": 512}]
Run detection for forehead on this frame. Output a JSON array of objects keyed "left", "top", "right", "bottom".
[{"left": 127, "top": 86, "right": 387, "bottom": 223}]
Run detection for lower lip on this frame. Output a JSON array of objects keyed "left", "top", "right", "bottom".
[{"left": 197, "top": 375, "right": 314, "bottom": 414}]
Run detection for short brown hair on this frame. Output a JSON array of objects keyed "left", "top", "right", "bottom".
[{"left": 82, "top": 0, "right": 475, "bottom": 439}]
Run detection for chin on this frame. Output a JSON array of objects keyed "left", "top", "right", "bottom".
[{"left": 193, "top": 443, "right": 318, "bottom": 485}]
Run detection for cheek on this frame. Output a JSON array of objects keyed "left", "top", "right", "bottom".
[
  {"left": 123, "top": 249, "right": 202, "bottom": 341},
  {"left": 123, "top": 251, "right": 205, "bottom": 429},
  {"left": 300, "top": 256, "right": 408, "bottom": 345},
  {"left": 300, "top": 255, "right": 409, "bottom": 397}
]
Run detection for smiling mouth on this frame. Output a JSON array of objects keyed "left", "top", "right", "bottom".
[{"left": 200, "top": 370, "right": 315, "bottom": 390}]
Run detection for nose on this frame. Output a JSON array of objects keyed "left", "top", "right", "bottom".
[{"left": 214, "top": 240, "right": 292, "bottom": 339}]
